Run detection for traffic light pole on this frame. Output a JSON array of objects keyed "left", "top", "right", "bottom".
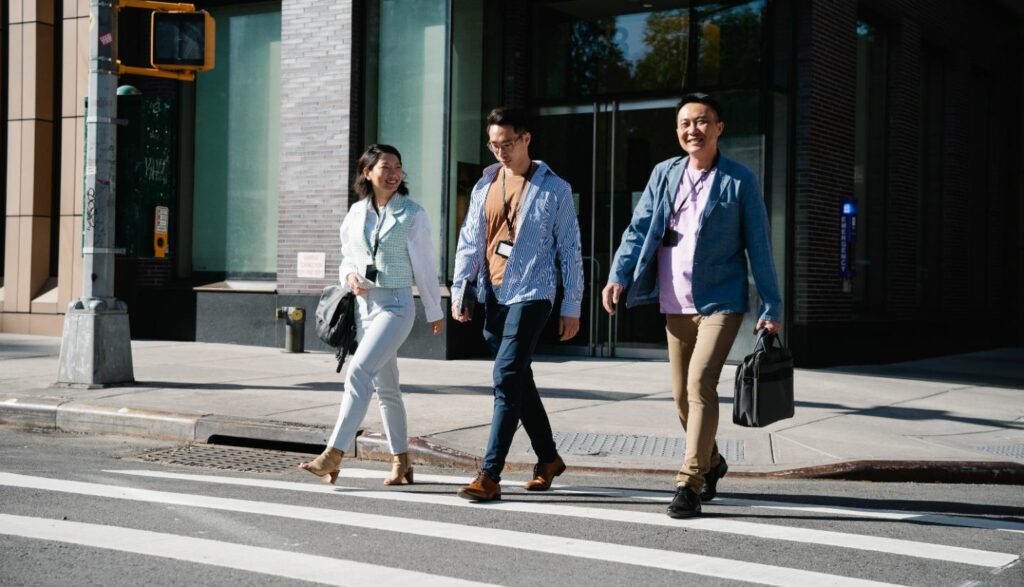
[{"left": 57, "top": 0, "right": 134, "bottom": 386}]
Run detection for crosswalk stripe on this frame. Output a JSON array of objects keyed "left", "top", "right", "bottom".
[
  {"left": 110, "top": 469, "right": 1019, "bottom": 569},
  {"left": 0, "top": 472, "right": 898, "bottom": 587},
  {"left": 335, "top": 467, "right": 1024, "bottom": 534},
  {"left": 0, "top": 513, "right": 493, "bottom": 587}
]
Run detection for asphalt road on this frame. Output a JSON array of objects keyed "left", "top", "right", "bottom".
[{"left": 1, "top": 428, "right": 1022, "bottom": 587}]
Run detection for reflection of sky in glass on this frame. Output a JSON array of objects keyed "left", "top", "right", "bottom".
[{"left": 613, "top": 12, "right": 651, "bottom": 64}]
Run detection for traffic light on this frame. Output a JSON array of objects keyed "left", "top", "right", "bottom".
[{"left": 151, "top": 10, "right": 215, "bottom": 71}]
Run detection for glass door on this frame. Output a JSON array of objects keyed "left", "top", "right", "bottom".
[{"left": 533, "top": 99, "right": 679, "bottom": 357}]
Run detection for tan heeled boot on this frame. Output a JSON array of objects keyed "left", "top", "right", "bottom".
[
  {"left": 298, "top": 447, "right": 343, "bottom": 485},
  {"left": 383, "top": 452, "right": 414, "bottom": 485}
]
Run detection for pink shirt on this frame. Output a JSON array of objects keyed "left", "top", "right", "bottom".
[{"left": 658, "top": 166, "right": 717, "bottom": 314}]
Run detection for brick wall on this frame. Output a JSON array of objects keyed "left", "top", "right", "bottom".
[
  {"left": 276, "top": 0, "right": 354, "bottom": 295},
  {"left": 792, "top": 0, "right": 858, "bottom": 324},
  {"left": 792, "top": 0, "right": 1022, "bottom": 361}
]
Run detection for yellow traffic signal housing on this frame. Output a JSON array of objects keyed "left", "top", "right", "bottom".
[{"left": 151, "top": 10, "right": 215, "bottom": 71}]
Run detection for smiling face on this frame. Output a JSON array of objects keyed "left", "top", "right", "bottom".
[
  {"left": 364, "top": 152, "right": 404, "bottom": 198},
  {"left": 676, "top": 102, "right": 725, "bottom": 158}
]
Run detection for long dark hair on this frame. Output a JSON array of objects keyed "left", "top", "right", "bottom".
[{"left": 353, "top": 144, "right": 410, "bottom": 199}]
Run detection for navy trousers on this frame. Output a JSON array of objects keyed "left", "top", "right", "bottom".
[{"left": 480, "top": 288, "right": 559, "bottom": 481}]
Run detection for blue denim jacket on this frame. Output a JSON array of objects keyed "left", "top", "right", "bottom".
[{"left": 608, "top": 154, "right": 783, "bottom": 322}]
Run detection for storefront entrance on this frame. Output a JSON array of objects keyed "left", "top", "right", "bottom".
[
  {"left": 521, "top": 0, "right": 789, "bottom": 359},
  {"left": 438, "top": 0, "right": 791, "bottom": 359}
]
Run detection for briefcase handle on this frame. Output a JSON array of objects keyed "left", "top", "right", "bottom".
[{"left": 753, "top": 329, "right": 783, "bottom": 354}]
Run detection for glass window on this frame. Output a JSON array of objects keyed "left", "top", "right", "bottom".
[
  {"left": 363, "top": 0, "right": 448, "bottom": 275},
  {"left": 532, "top": 2, "right": 690, "bottom": 102},
  {"left": 447, "top": 0, "right": 502, "bottom": 277},
  {"left": 531, "top": 0, "right": 765, "bottom": 103},
  {"left": 192, "top": 2, "right": 281, "bottom": 277},
  {"left": 697, "top": 0, "right": 765, "bottom": 87}
]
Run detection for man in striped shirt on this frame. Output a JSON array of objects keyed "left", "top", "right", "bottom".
[{"left": 451, "top": 107, "right": 585, "bottom": 502}]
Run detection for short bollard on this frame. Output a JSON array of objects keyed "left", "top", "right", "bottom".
[{"left": 274, "top": 306, "right": 306, "bottom": 353}]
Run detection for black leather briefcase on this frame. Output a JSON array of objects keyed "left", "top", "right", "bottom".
[{"left": 733, "top": 330, "right": 794, "bottom": 427}]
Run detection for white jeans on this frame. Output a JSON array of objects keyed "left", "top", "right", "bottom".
[{"left": 327, "top": 287, "right": 416, "bottom": 455}]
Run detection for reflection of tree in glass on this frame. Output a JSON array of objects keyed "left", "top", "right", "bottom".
[
  {"left": 569, "top": 19, "right": 631, "bottom": 96},
  {"left": 635, "top": 9, "right": 688, "bottom": 91},
  {"left": 699, "top": 2, "right": 763, "bottom": 87}
]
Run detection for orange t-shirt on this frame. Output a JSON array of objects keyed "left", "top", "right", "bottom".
[{"left": 484, "top": 165, "right": 535, "bottom": 285}]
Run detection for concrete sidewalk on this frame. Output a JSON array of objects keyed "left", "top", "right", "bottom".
[{"left": 2, "top": 333, "right": 1022, "bottom": 483}]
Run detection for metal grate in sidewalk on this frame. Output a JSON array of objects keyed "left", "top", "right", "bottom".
[
  {"left": 125, "top": 443, "right": 309, "bottom": 473},
  {"left": 532, "top": 432, "right": 744, "bottom": 462},
  {"left": 974, "top": 444, "right": 1024, "bottom": 460}
]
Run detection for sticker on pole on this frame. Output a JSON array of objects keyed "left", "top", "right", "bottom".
[
  {"left": 153, "top": 205, "right": 170, "bottom": 258},
  {"left": 100, "top": 33, "right": 114, "bottom": 46}
]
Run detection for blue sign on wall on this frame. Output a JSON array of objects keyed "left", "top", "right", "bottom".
[{"left": 839, "top": 196, "right": 857, "bottom": 280}]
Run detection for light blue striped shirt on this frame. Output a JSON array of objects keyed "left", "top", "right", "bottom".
[{"left": 452, "top": 161, "right": 584, "bottom": 318}]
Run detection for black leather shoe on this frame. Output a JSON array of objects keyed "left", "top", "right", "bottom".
[
  {"left": 666, "top": 485, "right": 702, "bottom": 518},
  {"left": 700, "top": 457, "right": 728, "bottom": 503}
]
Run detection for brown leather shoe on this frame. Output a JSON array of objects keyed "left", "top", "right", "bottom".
[
  {"left": 524, "top": 455, "right": 566, "bottom": 491},
  {"left": 457, "top": 472, "right": 501, "bottom": 502}
]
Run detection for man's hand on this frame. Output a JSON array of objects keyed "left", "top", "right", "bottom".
[
  {"left": 346, "top": 273, "right": 369, "bottom": 296},
  {"left": 559, "top": 316, "right": 580, "bottom": 341},
  {"left": 601, "top": 282, "right": 624, "bottom": 315},
  {"left": 451, "top": 301, "right": 470, "bottom": 323},
  {"left": 755, "top": 319, "right": 781, "bottom": 335}
]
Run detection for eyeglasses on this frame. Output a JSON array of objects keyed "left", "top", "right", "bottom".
[{"left": 485, "top": 135, "right": 524, "bottom": 154}]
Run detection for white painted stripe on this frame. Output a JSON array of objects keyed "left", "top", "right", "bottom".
[
  {"left": 336, "top": 467, "right": 1024, "bottom": 534},
  {"left": 0, "top": 472, "right": 896, "bottom": 587},
  {"left": 0, "top": 513, "right": 491, "bottom": 587},
  {"left": 109, "top": 469, "right": 1018, "bottom": 569}
]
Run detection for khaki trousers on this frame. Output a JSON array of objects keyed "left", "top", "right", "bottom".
[{"left": 666, "top": 313, "right": 743, "bottom": 489}]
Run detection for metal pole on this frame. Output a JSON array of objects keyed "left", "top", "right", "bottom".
[
  {"left": 83, "top": 2, "right": 117, "bottom": 301},
  {"left": 589, "top": 102, "right": 598, "bottom": 357},
  {"left": 57, "top": 0, "right": 135, "bottom": 386},
  {"left": 607, "top": 101, "right": 617, "bottom": 358}
]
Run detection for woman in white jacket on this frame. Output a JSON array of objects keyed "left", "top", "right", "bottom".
[{"left": 300, "top": 144, "right": 443, "bottom": 485}]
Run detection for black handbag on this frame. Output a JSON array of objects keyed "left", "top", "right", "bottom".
[
  {"left": 732, "top": 330, "right": 794, "bottom": 427},
  {"left": 315, "top": 285, "right": 358, "bottom": 373}
]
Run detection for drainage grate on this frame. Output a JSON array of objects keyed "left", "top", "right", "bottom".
[
  {"left": 125, "top": 443, "right": 311, "bottom": 473},
  {"left": 531, "top": 432, "right": 744, "bottom": 462},
  {"left": 974, "top": 444, "right": 1024, "bottom": 460}
]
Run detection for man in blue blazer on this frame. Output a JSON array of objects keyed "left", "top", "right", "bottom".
[{"left": 602, "top": 93, "right": 782, "bottom": 518}]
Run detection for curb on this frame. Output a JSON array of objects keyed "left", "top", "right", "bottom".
[
  {"left": 750, "top": 459, "right": 1024, "bottom": 485},
  {"left": 3, "top": 398, "right": 1023, "bottom": 484}
]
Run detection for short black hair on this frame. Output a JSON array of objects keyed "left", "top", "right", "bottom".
[
  {"left": 353, "top": 144, "right": 409, "bottom": 199},
  {"left": 486, "top": 106, "right": 530, "bottom": 134},
  {"left": 676, "top": 92, "right": 724, "bottom": 123}
]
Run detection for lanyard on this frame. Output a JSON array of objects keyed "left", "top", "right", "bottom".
[
  {"left": 501, "top": 164, "right": 536, "bottom": 241},
  {"left": 370, "top": 200, "right": 388, "bottom": 258},
  {"left": 670, "top": 166, "right": 714, "bottom": 227}
]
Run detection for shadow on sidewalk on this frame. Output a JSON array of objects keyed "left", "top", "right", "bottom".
[
  {"left": 131, "top": 380, "right": 662, "bottom": 403},
  {"left": 824, "top": 348, "right": 1024, "bottom": 390}
]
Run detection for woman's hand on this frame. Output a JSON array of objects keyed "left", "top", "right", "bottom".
[
  {"left": 755, "top": 319, "right": 781, "bottom": 335},
  {"left": 430, "top": 319, "right": 443, "bottom": 336},
  {"left": 346, "top": 273, "right": 369, "bottom": 296}
]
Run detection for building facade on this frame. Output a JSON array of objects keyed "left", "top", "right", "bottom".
[{"left": 3, "top": 0, "right": 1022, "bottom": 366}]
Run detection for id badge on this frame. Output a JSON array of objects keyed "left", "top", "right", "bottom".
[
  {"left": 364, "top": 264, "right": 379, "bottom": 282},
  {"left": 496, "top": 240, "right": 514, "bottom": 258},
  {"left": 662, "top": 231, "right": 680, "bottom": 248}
]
